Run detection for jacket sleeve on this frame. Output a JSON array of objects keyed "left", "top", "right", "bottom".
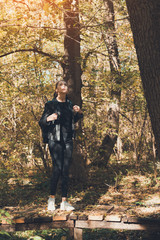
[
  {"left": 74, "top": 112, "right": 83, "bottom": 123},
  {"left": 39, "top": 102, "right": 55, "bottom": 128},
  {"left": 68, "top": 100, "right": 83, "bottom": 123}
]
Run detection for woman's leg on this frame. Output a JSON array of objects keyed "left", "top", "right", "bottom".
[
  {"left": 48, "top": 140, "right": 63, "bottom": 196},
  {"left": 60, "top": 141, "right": 75, "bottom": 210},
  {"left": 61, "top": 141, "right": 73, "bottom": 198}
]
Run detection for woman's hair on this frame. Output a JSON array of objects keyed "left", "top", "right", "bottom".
[{"left": 53, "top": 80, "right": 68, "bottom": 99}]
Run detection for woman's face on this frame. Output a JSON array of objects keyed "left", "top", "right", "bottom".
[{"left": 56, "top": 81, "right": 68, "bottom": 95}]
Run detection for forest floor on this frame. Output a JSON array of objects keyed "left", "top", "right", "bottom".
[
  {"left": 1, "top": 157, "right": 160, "bottom": 221},
  {"left": 1, "top": 157, "right": 160, "bottom": 239}
]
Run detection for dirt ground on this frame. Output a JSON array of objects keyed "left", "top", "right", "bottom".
[{"left": 1, "top": 158, "right": 160, "bottom": 221}]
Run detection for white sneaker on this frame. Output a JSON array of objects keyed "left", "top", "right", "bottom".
[
  {"left": 47, "top": 197, "right": 56, "bottom": 211},
  {"left": 60, "top": 201, "right": 75, "bottom": 211}
]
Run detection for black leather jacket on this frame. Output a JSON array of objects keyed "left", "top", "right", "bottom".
[{"left": 39, "top": 98, "right": 83, "bottom": 143}]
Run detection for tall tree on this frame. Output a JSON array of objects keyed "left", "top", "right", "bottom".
[
  {"left": 63, "top": 0, "right": 86, "bottom": 180},
  {"left": 100, "top": 0, "right": 121, "bottom": 162},
  {"left": 125, "top": 0, "right": 160, "bottom": 160},
  {"left": 63, "top": 0, "right": 82, "bottom": 107}
]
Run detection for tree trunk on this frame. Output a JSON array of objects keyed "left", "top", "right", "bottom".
[
  {"left": 125, "top": 0, "right": 160, "bottom": 160},
  {"left": 63, "top": 0, "right": 82, "bottom": 106},
  {"left": 63, "top": 0, "right": 87, "bottom": 180},
  {"left": 100, "top": 0, "right": 121, "bottom": 163}
]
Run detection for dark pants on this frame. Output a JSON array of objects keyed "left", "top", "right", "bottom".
[{"left": 48, "top": 140, "right": 73, "bottom": 197}]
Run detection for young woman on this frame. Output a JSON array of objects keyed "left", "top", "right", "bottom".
[{"left": 39, "top": 80, "right": 83, "bottom": 211}]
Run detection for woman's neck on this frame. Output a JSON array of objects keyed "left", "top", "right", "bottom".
[{"left": 56, "top": 94, "right": 66, "bottom": 102}]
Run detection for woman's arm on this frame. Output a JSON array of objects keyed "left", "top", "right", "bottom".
[
  {"left": 47, "top": 113, "right": 58, "bottom": 122},
  {"left": 73, "top": 105, "right": 83, "bottom": 123},
  {"left": 39, "top": 102, "right": 57, "bottom": 127}
]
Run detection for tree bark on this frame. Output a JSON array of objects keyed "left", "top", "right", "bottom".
[
  {"left": 63, "top": 0, "right": 86, "bottom": 180},
  {"left": 125, "top": 0, "right": 160, "bottom": 160},
  {"left": 63, "top": 0, "right": 82, "bottom": 106},
  {"left": 100, "top": 0, "right": 121, "bottom": 163}
]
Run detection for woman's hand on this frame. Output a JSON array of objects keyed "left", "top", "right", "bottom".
[
  {"left": 73, "top": 105, "right": 82, "bottom": 114},
  {"left": 47, "top": 113, "right": 58, "bottom": 122}
]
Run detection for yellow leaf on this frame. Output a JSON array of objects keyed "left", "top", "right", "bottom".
[
  {"left": 43, "top": 3, "right": 50, "bottom": 15},
  {"left": 61, "top": 236, "right": 67, "bottom": 240}
]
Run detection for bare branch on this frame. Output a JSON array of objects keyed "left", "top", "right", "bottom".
[
  {"left": 0, "top": 23, "right": 66, "bottom": 31},
  {"left": 118, "top": 111, "right": 133, "bottom": 124},
  {"left": 82, "top": 42, "right": 108, "bottom": 70},
  {"left": 81, "top": 16, "right": 129, "bottom": 29},
  {"left": 13, "top": 0, "right": 30, "bottom": 11},
  {"left": 0, "top": 48, "right": 63, "bottom": 65}
]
